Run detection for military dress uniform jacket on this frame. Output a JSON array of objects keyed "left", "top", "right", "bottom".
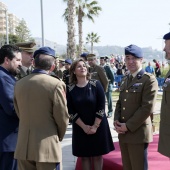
[
  {"left": 62, "top": 69, "right": 70, "bottom": 86},
  {"left": 158, "top": 70, "right": 170, "bottom": 157},
  {"left": 114, "top": 70, "right": 158, "bottom": 143},
  {"left": 104, "top": 65, "right": 114, "bottom": 92},
  {"left": 14, "top": 73, "right": 69, "bottom": 162},
  {"left": 89, "top": 65, "right": 109, "bottom": 92},
  {"left": 0, "top": 66, "right": 19, "bottom": 152},
  {"left": 16, "top": 65, "right": 34, "bottom": 80}
]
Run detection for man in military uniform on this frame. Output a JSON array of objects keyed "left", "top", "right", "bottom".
[
  {"left": 14, "top": 47, "right": 69, "bottom": 170},
  {"left": 158, "top": 32, "right": 170, "bottom": 158},
  {"left": 100, "top": 56, "right": 114, "bottom": 118},
  {"left": 54, "top": 59, "right": 65, "bottom": 79},
  {"left": 114, "top": 44, "right": 158, "bottom": 170},
  {"left": 87, "top": 54, "right": 109, "bottom": 92},
  {"left": 15, "top": 41, "right": 36, "bottom": 79},
  {"left": 62, "top": 59, "right": 72, "bottom": 85}
]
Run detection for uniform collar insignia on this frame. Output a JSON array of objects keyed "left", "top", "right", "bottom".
[{"left": 137, "top": 69, "right": 145, "bottom": 79}]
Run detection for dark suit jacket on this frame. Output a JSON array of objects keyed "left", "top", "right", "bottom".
[{"left": 0, "top": 66, "right": 19, "bottom": 152}]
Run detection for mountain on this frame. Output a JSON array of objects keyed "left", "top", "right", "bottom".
[{"left": 34, "top": 37, "right": 164, "bottom": 62}]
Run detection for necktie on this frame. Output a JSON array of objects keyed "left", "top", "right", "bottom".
[
  {"left": 128, "top": 75, "right": 133, "bottom": 85},
  {"left": 26, "top": 69, "right": 30, "bottom": 75}
]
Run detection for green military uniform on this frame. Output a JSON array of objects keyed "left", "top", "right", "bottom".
[
  {"left": 103, "top": 64, "right": 114, "bottom": 117},
  {"left": 158, "top": 70, "right": 170, "bottom": 157},
  {"left": 158, "top": 32, "right": 170, "bottom": 158},
  {"left": 89, "top": 65, "right": 109, "bottom": 92},
  {"left": 53, "top": 59, "right": 65, "bottom": 79},
  {"left": 17, "top": 65, "right": 34, "bottom": 80},
  {"left": 114, "top": 69, "right": 158, "bottom": 170}
]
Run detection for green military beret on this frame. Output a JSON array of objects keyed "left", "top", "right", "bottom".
[{"left": 15, "top": 41, "right": 36, "bottom": 53}]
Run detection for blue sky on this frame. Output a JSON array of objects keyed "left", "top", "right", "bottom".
[{"left": 3, "top": 0, "right": 170, "bottom": 50}]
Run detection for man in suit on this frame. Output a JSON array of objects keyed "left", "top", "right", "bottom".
[
  {"left": 87, "top": 54, "right": 109, "bottom": 92},
  {"left": 100, "top": 56, "right": 114, "bottom": 118},
  {"left": 114, "top": 44, "right": 158, "bottom": 170},
  {"left": 0, "top": 45, "right": 22, "bottom": 170},
  {"left": 14, "top": 47, "right": 69, "bottom": 170},
  {"left": 158, "top": 32, "right": 170, "bottom": 158},
  {"left": 15, "top": 41, "right": 36, "bottom": 79}
]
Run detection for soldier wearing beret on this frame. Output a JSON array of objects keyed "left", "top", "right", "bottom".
[
  {"left": 100, "top": 56, "right": 114, "bottom": 118},
  {"left": 15, "top": 41, "right": 36, "bottom": 79},
  {"left": 114, "top": 44, "right": 158, "bottom": 170},
  {"left": 62, "top": 59, "right": 72, "bottom": 85},
  {"left": 87, "top": 54, "right": 109, "bottom": 92},
  {"left": 14, "top": 47, "right": 69, "bottom": 170},
  {"left": 158, "top": 32, "right": 170, "bottom": 158}
]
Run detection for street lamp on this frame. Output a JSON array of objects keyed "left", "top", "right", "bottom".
[{"left": 40, "top": 0, "right": 45, "bottom": 46}]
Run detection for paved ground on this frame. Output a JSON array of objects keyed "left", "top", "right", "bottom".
[{"left": 61, "top": 91, "right": 162, "bottom": 170}]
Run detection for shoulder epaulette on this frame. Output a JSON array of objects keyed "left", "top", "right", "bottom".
[{"left": 144, "top": 72, "right": 153, "bottom": 78}]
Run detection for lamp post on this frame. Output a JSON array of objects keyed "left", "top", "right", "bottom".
[
  {"left": 40, "top": 0, "right": 45, "bottom": 46},
  {"left": 5, "top": 9, "right": 9, "bottom": 44}
]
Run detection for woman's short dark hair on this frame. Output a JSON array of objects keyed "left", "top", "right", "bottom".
[
  {"left": 69, "top": 58, "right": 91, "bottom": 84},
  {"left": 0, "top": 45, "right": 21, "bottom": 64},
  {"left": 34, "top": 54, "right": 55, "bottom": 70}
]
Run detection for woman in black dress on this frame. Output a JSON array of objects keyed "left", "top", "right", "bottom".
[{"left": 66, "top": 58, "right": 114, "bottom": 170}]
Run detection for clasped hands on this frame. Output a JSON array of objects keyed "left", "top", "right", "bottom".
[
  {"left": 114, "top": 120, "right": 128, "bottom": 134},
  {"left": 83, "top": 124, "right": 98, "bottom": 135}
]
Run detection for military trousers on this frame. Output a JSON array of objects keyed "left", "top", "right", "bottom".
[
  {"left": 105, "top": 91, "right": 113, "bottom": 116},
  {"left": 18, "top": 160, "right": 61, "bottom": 170},
  {"left": 119, "top": 142, "right": 148, "bottom": 170}
]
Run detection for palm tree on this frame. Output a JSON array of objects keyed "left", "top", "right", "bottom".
[
  {"left": 67, "top": 0, "right": 76, "bottom": 59},
  {"left": 63, "top": 0, "right": 102, "bottom": 56},
  {"left": 86, "top": 32, "right": 100, "bottom": 53}
]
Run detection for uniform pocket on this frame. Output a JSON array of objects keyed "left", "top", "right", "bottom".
[{"left": 128, "top": 86, "right": 142, "bottom": 103}]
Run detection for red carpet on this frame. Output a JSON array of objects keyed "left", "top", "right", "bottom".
[{"left": 75, "top": 134, "right": 170, "bottom": 170}]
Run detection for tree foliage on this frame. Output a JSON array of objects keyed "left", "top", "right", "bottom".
[
  {"left": 63, "top": 0, "right": 102, "bottom": 55},
  {"left": 15, "top": 19, "right": 32, "bottom": 42},
  {"left": 86, "top": 32, "right": 100, "bottom": 53},
  {"left": 9, "top": 34, "right": 21, "bottom": 44}
]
